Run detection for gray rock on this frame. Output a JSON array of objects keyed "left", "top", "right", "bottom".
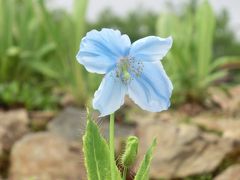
[
  {"left": 99, "top": 120, "right": 136, "bottom": 154},
  {"left": 48, "top": 107, "right": 136, "bottom": 153},
  {"left": 0, "top": 109, "right": 29, "bottom": 154},
  {"left": 214, "top": 164, "right": 240, "bottom": 180},
  {"left": 135, "top": 119, "right": 234, "bottom": 179},
  {"left": 208, "top": 86, "right": 240, "bottom": 116},
  {"left": 29, "top": 111, "right": 55, "bottom": 131},
  {"left": 194, "top": 116, "right": 240, "bottom": 140},
  {"left": 9, "top": 132, "right": 86, "bottom": 180},
  {"left": 48, "top": 107, "right": 87, "bottom": 141}
]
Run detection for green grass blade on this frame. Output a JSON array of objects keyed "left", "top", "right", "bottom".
[
  {"left": 211, "top": 56, "right": 240, "bottom": 71},
  {"left": 73, "top": 0, "right": 88, "bottom": 47},
  {"left": 201, "top": 71, "right": 228, "bottom": 87},
  {"left": 195, "top": 0, "right": 215, "bottom": 80},
  {"left": 134, "top": 138, "right": 157, "bottom": 180}
]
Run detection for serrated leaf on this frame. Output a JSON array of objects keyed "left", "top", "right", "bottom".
[
  {"left": 83, "top": 116, "right": 121, "bottom": 180},
  {"left": 134, "top": 138, "right": 157, "bottom": 180}
]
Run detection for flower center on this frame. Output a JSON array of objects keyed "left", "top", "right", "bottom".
[{"left": 115, "top": 57, "right": 144, "bottom": 84}]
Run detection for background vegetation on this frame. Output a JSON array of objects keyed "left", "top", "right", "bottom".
[
  {"left": 0, "top": 1, "right": 240, "bottom": 179},
  {"left": 0, "top": 0, "right": 239, "bottom": 110}
]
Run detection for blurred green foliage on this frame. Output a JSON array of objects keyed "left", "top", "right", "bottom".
[
  {"left": 0, "top": 81, "right": 57, "bottom": 109},
  {"left": 0, "top": 0, "right": 58, "bottom": 109},
  {"left": 87, "top": 5, "right": 240, "bottom": 58},
  {"left": 87, "top": 3, "right": 240, "bottom": 105},
  {"left": 214, "top": 10, "right": 240, "bottom": 58},
  {"left": 87, "top": 9, "right": 158, "bottom": 42},
  {"left": 157, "top": 0, "right": 240, "bottom": 105},
  {"left": 0, "top": 0, "right": 239, "bottom": 110},
  {"left": 0, "top": 0, "right": 100, "bottom": 110}
]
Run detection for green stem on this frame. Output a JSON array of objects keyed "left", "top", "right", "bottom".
[
  {"left": 123, "top": 167, "right": 127, "bottom": 180},
  {"left": 110, "top": 113, "right": 115, "bottom": 179}
]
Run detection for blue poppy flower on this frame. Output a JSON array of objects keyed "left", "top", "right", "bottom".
[{"left": 76, "top": 28, "right": 173, "bottom": 116}]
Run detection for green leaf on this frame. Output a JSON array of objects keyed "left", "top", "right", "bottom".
[
  {"left": 195, "top": 0, "right": 215, "bottom": 81},
  {"left": 211, "top": 56, "right": 240, "bottom": 71},
  {"left": 28, "top": 61, "right": 59, "bottom": 80},
  {"left": 134, "top": 138, "right": 157, "bottom": 180},
  {"left": 73, "top": 0, "right": 88, "bottom": 43},
  {"left": 36, "top": 43, "right": 56, "bottom": 58},
  {"left": 82, "top": 115, "right": 121, "bottom": 180},
  {"left": 201, "top": 70, "right": 228, "bottom": 87}
]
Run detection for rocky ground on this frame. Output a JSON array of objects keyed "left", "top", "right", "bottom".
[{"left": 0, "top": 86, "right": 239, "bottom": 180}]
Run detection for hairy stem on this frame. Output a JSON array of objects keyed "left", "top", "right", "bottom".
[
  {"left": 123, "top": 167, "right": 127, "bottom": 180},
  {"left": 110, "top": 113, "right": 115, "bottom": 179}
]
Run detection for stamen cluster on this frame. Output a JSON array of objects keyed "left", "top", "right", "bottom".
[{"left": 115, "top": 57, "right": 144, "bottom": 84}]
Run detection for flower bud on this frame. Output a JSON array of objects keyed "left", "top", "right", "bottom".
[{"left": 121, "top": 136, "right": 139, "bottom": 167}]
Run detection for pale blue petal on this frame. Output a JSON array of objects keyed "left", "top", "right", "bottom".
[
  {"left": 93, "top": 70, "right": 126, "bottom": 116},
  {"left": 128, "top": 61, "right": 173, "bottom": 112},
  {"left": 129, "top": 36, "right": 172, "bottom": 62},
  {"left": 76, "top": 28, "right": 131, "bottom": 74}
]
